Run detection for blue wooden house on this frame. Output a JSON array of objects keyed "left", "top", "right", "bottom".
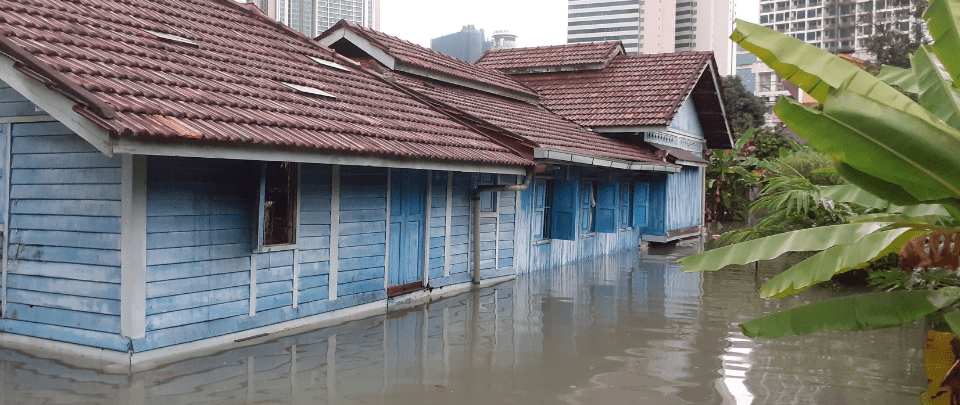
[{"left": 0, "top": 0, "right": 730, "bottom": 367}]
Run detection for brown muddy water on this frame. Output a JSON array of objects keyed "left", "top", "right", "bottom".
[{"left": 0, "top": 243, "right": 925, "bottom": 404}]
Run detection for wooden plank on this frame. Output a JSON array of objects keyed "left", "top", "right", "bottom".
[
  {"left": 338, "top": 232, "right": 386, "bottom": 248},
  {"left": 338, "top": 209, "right": 386, "bottom": 223},
  {"left": 299, "top": 224, "right": 331, "bottom": 238},
  {"left": 8, "top": 260, "right": 119, "bottom": 283},
  {"left": 297, "top": 286, "right": 329, "bottom": 304},
  {"left": 256, "top": 293, "right": 293, "bottom": 312},
  {"left": 338, "top": 197, "right": 386, "bottom": 210},
  {"left": 147, "top": 257, "right": 250, "bottom": 282},
  {"left": 298, "top": 210, "right": 331, "bottom": 226},
  {"left": 444, "top": 172, "right": 453, "bottom": 277},
  {"left": 0, "top": 319, "right": 130, "bottom": 352},
  {"left": 10, "top": 184, "right": 121, "bottom": 200},
  {"left": 14, "top": 245, "right": 120, "bottom": 267},
  {"left": 7, "top": 288, "right": 120, "bottom": 315},
  {"left": 147, "top": 271, "right": 249, "bottom": 299},
  {"left": 147, "top": 299, "right": 249, "bottom": 331},
  {"left": 146, "top": 243, "right": 251, "bottom": 266},
  {"left": 336, "top": 267, "right": 382, "bottom": 284},
  {"left": 146, "top": 229, "right": 250, "bottom": 250},
  {"left": 256, "top": 280, "right": 293, "bottom": 298},
  {"left": 10, "top": 199, "right": 120, "bottom": 217},
  {"left": 11, "top": 135, "right": 103, "bottom": 154},
  {"left": 299, "top": 248, "right": 330, "bottom": 264},
  {"left": 11, "top": 152, "right": 120, "bottom": 169},
  {"left": 146, "top": 285, "right": 249, "bottom": 315},
  {"left": 145, "top": 198, "right": 250, "bottom": 217},
  {"left": 7, "top": 274, "right": 118, "bottom": 300},
  {"left": 329, "top": 165, "right": 339, "bottom": 300},
  {"left": 4, "top": 303, "right": 119, "bottom": 333},
  {"left": 339, "top": 243, "right": 385, "bottom": 260},
  {"left": 11, "top": 168, "right": 120, "bottom": 185},
  {"left": 9, "top": 229, "right": 119, "bottom": 250},
  {"left": 146, "top": 214, "right": 250, "bottom": 233},
  {"left": 298, "top": 274, "right": 328, "bottom": 290},
  {"left": 337, "top": 278, "right": 382, "bottom": 296},
  {"left": 256, "top": 266, "right": 294, "bottom": 283},
  {"left": 10, "top": 214, "right": 120, "bottom": 233},
  {"left": 338, "top": 221, "right": 385, "bottom": 236},
  {"left": 297, "top": 236, "right": 329, "bottom": 250},
  {"left": 298, "top": 261, "right": 329, "bottom": 278},
  {"left": 338, "top": 255, "right": 385, "bottom": 272}
]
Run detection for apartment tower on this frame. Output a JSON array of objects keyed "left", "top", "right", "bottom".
[
  {"left": 244, "top": 0, "right": 381, "bottom": 37},
  {"left": 566, "top": 0, "right": 735, "bottom": 75}
]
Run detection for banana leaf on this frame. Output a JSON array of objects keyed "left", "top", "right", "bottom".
[
  {"left": 740, "top": 287, "right": 960, "bottom": 338},
  {"left": 924, "top": 0, "right": 960, "bottom": 83},
  {"left": 679, "top": 222, "right": 889, "bottom": 272},
  {"left": 777, "top": 93, "right": 960, "bottom": 203},
  {"left": 835, "top": 162, "right": 925, "bottom": 206},
  {"left": 760, "top": 228, "right": 927, "bottom": 298},
  {"left": 731, "top": 19, "right": 927, "bottom": 118},
  {"left": 913, "top": 46, "right": 960, "bottom": 131},
  {"left": 877, "top": 65, "right": 919, "bottom": 94},
  {"left": 820, "top": 184, "right": 890, "bottom": 209},
  {"left": 943, "top": 311, "right": 960, "bottom": 335}
]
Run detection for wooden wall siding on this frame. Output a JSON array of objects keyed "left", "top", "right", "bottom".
[
  {"left": 428, "top": 171, "right": 447, "bottom": 281},
  {"left": 335, "top": 166, "right": 387, "bottom": 299},
  {"left": 645, "top": 176, "right": 668, "bottom": 236},
  {"left": 428, "top": 172, "right": 472, "bottom": 288},
  {"left": 255, "top": 250, "right": 295, "bottom": 312},
  {"left": 514, "top": 168, "right": 642, "bottom": 274},
  {"left": 665, "top": 167, "right": 703, "bottom": 232},
  {"left": 143, "top": 157, "right": 255, "bottom": 335},
  {"left": 669, "top": 96, "right": 705, "bottom": 138},
  {"left": 0, "top": 80, "right": 47, "bottom": 118},
  {"left": 2, "top": 121, "right": 126, "bottom": 350},
  {"left": 297, "top": 164, "right": 332, "bottom": 305}
]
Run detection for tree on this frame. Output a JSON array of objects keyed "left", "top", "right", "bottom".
[
  {"left": 721, "top": 75, "right": 766, "bottom": 134},
  {"left": 681, "top": 0, "right": 960, "bottom": 371},
  {"left": 863, "top": 0, "right": 929, "bottom": 69}
]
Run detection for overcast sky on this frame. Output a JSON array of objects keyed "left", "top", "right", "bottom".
[{"left": 380, "top": 0, "right": 760, "bottom": 48}]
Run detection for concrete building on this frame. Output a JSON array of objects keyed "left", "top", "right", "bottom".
[
  {"left": 430, "top": 25, "right": 494, "bottom": 64},
  {"left": 491, "top": 31, "right": 518, "bottom": 50},
  {"left": 566, "top": 0, "right": 735, "bottom": 75},
  {"left": 243, "top": 0, "right": 380, "bottom": 37},
  {"left": 735, "top": 46, "right": 790, "bottom": 126},
  {"left": 759, "top": 0, "right": 917, "bottom": 56}
]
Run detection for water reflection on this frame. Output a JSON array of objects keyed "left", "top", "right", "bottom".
[{"left": 0, "top": 245, "right": 925, "bottom": 404}]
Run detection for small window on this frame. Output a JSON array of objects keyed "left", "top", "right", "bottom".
[
  {"left": 306, "top": 55, "right": 351, "bottom": 72},
  {"left": 534, "top": 179, "right": 554, "bottom": 240},
  {"left": 143, "top": 29, "right": 198, "bottom": 46},
  {"left": 280, "top": 82, "right": 337, "bottom": 100},
  {"left": 262, "top": 162, "right": 299, "bottom": 246}
]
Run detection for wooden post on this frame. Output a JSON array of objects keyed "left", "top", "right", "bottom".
[
  {"left": 120, "top": 154, "right": 147, "bottom": 338},
  {"left": 329, "top": 165, "right": 340, "bottom": 301}
]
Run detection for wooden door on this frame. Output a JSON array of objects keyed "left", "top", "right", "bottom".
[{"left": 388, "top": 169, "right": 426, "bottom": 292}]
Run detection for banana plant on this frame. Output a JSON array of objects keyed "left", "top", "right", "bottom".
[{"left": 680, "top": 0, "right": 960, "bottom": 341}]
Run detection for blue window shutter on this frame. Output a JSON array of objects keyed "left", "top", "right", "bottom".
[
  {"left": 532, "top": 179, "right": 546, "bottom": 240},
  {"left": 633, "top": 182, "right": 649, "bottom": 229},
  {"left": 620, "top": 181, "right": 631, "bottom": 228},
  {"left": 595, "top": 181, "right": 617, "bottom": 233},
  {"left": 551, "top": 179, "right": 578, "bottom": 241}
]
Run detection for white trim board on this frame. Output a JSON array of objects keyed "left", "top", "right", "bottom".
[
  {"left": 0, "top": 55, "right": 113, "bottom": 155},
  {"left": 533, "top": 148, "right": 681, "bottom": 173},
  {"left": 120, "top": 154, "right": 147, "bottom": 339},
  {"left": 112, "top": 137, "right": 526, "bottom": 176}
]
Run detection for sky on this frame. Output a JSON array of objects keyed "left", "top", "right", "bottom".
[{"left": 380, "top": 0, "right": 761, "bottom": 49}]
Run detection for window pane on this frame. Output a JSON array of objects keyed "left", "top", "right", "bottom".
[{"left": 263, "top": 162, "right": 298, "bottom": 245}]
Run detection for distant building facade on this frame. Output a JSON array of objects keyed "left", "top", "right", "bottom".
[
  {"left": 759, "top": 0, "right": 917, "bottom": 56},
  {"left": 491, "top": 31, "right": 518, "bottom": 50},
  {"left": 735, "top": 46, "right": 789, "bottom": 126},
  {"left": 566, "top": 0, "right": 735, "bottom": 75},
  {"left": 430, "top": 25, "right": 494, "bottom": 63},
  {"left": 244, "top": 0, "right": 380, "bottom": 37}
]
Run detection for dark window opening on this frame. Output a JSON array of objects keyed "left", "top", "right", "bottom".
[
  {"left": 263, "top": 162, "right": 299, "bottom": 246},
  {"left": 538, "top": 179, "right": 555, "bottom": 240}
]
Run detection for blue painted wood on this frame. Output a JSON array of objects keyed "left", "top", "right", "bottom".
[
  {"left": 388, "top": 169, "right": 425, "bottom": 287},
  {"left": 7, "top": 288, "right": 120, "bottom": 315},
  {"left": 669, "top": 96, "right": 706, "bottom": 137},
  {"left": 12, "top": 152, "right": 120, "bottom": 169},
  {"left": 147, "top": 300, "right": 249, "bottom": 331},
  {"left": 646, "top": 177, "right": 667, "bottom": 236},
  {"left": 147, "top": 257, "right": 249, "bottom": 282},
  {"left": 665, "top": 167, "right": 703, "bottom": 232},
  {"left": 619, "top": 181, "right": 631, "bottom": 228},
  {"left": 4, "top": 303, "right": 120, "bottom": 333},
  {"left": 0, "top": 319, "right": 131, "bottom": 352},
  {"left": 6, "top": 274, "right": 118, "bottom": 300},
  {"left": 257, "top": 266, "right": 294, "bottom": 283},
  {"left": 10, "top": 229, "right": 119, "bottom": 250},
  {"left": 298, "top": 274, "right": 329, "bottom": 290},
  {"left": 256, "top": 293, "right": 293, "bottom": 312},
  {"left": 551, "top": 180, "right": 578, "bottom": 240},
  {"left": 146, "top": 285, "right": 249, "bottom": 315},
  {"left": 256, "top": 280, "right": 293, "bottom": 297},
  {"left": 299, "top": 261, "right": 329, "bottom": 277},
  {"left": 147, "top": 272, "right": 250, "bottom": 299},
  {"left": 633, "top": 182, "right": 649, "bottom": 229},
  {"left": 9, "top": 261, "right": 119, "bottom": 283},
  {"left": 339, "top": 278, "right": 384, "bottom": 295}
]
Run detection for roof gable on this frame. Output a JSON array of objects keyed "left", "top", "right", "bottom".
[
  {"left": 317, "top": 21, "right": 539, "bottom": 103},
  {"left": 0, "top": 0, "right": 532, "bottom": 168},
  {"left": 476, "top": 41, "right": 625, "bottom": 74}
]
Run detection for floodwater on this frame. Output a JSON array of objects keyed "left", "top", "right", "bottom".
[{"left": 0, "top": 243, "right": 926, "bottom": 404}]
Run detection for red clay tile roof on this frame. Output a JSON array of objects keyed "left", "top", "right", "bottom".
[
  {"left": 0, "top": 0, "right": 531, "bottom": 167},
  {"left": 476, "top": 41, "right": 624, "bottom": 74},
  {"left": 391, "top": 72, "right": 663, "bottom": 164},
  {"left": 510, "top": 52, "right": 714, "bottom": 128},
  {"left": 318, "top": 21, "right": 539, "bottom": 101}
]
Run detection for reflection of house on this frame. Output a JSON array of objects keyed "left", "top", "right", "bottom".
[{"left": 0, "top": 0, "right": 730, "bottom": 366}]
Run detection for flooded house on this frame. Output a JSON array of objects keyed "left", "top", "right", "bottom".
[{"left": 0, "top": 0, "right": 730, "bottom": 369}]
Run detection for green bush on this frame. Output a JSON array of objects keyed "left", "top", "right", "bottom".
[{"left": 777, "top": 148, "right": 845, "bottom": 185}]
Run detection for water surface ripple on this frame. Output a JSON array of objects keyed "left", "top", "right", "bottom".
[{"left": 0, "top": 244, "right": 925, "bottom": 404}]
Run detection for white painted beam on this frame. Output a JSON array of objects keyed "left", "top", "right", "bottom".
[
  {"left": 120, "top": 154, "right": 147, "bottom": 338},
  {"left": 0, "top": 55, "right": 113, "bottom": 155},
  {"left": 422, "top": 172, "right": 432, "bottom": 286},
  {"left": 113, "top": 137, "right": 525, "bottom": 176},
  {"left": 384, "top": 169, "right": 391, "bottom": 290},
  {"left": 443, "top": 172, "right": 452, "bottom": 277}
]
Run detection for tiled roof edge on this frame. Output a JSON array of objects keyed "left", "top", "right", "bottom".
[
  {"left": 664, "top": 52, "right": 713, "bottom": 127},
  {"left": 0, "top": 34, "right": 117, "bottom": 120}
]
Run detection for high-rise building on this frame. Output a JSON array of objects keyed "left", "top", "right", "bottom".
[
  {"left": 566, "top": 0, "right": 735, "bottom": 75},
  {"left": 758, "top": 0, "right": 917, "bottom": 56},
  {"left": 243, "top": 0, "right": 380, "bottom": 38},
  {"left": 430, "top": 25, "right": 494, "bottom": 64}
]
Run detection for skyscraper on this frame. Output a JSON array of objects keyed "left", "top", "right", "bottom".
[
  {"left": 758, "top": 0, "right": 917, "bottom": 56},
  {"left": 244, "top": 0, "right": 380, "bottom": 38},
  {"left": 430, "top": 25, "right": 493, "bottom": 64},
  {"left": 566, "top": 0, "right": 735, "bottom": 75}
]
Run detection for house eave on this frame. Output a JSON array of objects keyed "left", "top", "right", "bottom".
[{"left": 533, "top": 147, "right": 679, "bottom": 173}]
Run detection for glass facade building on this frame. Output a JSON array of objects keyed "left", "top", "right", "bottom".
[{"left": 244, "top": 0, "right": 380, "bottom": 37}]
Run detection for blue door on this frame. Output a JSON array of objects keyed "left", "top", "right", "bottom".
[{"left": 389, "top": 169, "right": 426, "bottom": 287}]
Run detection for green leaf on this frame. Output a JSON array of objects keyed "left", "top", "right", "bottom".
[
  {"left": 736, "top": 127, "right": 755, "bottom": 150},
  {"left": 835, "top": 162, "right": 924, "bottom": 206},
  {"left": 731, "top": 19, "right": 925, "bottom": 117},
  {"left": 759, "top": 228, "right": 927, "bottom": 298},
  {"left": 912, "top": 46, "right": 960, "bottom": 131},
  {"left": 820, "top": 184, "right": 890, "bottom": 209},
  {"left": 888, "top": 203, "right": 953, "bottom": 217},
  {"left": 943, "top": 311, "right": 960, "bottom": 335},
  {"left": 679, "top": 222, "right": 889, "bottom": 272},
  {"left": 924, "top": 0, "right": 960, "bottom": 83},
  {"left": 877, "top": 64, "right": 919, "bottom": 94},
  {"left": 777, "top": 92, "right": 960, "bottom": 202},
  {"left": 740, "top": 287, "right": 960, "bottom": 338}
]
